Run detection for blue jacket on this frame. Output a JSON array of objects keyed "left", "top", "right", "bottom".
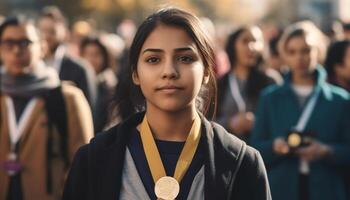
[{"left": 251, "top": 66, "right": 350, "bottom": 200}]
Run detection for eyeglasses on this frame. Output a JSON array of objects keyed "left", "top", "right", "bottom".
[{"left": 0, "top": 39, "right": 33, "bottom": 50}]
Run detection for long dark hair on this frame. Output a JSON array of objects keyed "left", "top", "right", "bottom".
[
  {"left": 112, "top": 7, "right": 217, "bottom": 120},
  {"left": 324, "top": 40, "right": 350, "bottom": 82},
  {"left": 223, "top": 26, "right": 270, "bottom": 103},
  {"left": 225, "top": 27, "right": 247, "bottom": 69}
]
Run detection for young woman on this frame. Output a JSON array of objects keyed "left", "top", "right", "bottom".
[
  {"left": 216, "top": 26, "right": 281, "bottom": 142},
  {"left": 80, "top": 36, "right": 118, "bottom": 133},
  {"left": 251, "top": 22, "right": 350, "bottom": 200},
  {"left": 63, "top": 7, "right": 271, "bottom": 200},
  {"left": 324, "top": 40, "right": 350, "bottom": 92}
]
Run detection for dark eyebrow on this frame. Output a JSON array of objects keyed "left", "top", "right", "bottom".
[
  {"left": 174, "top": 47, "right": 196, "bottom": 53},
  {"left": 142, "top": 48, "right": 163, "bottom": 54},
  {"left": 142, "top": 46, "right": 196, "bottom": 54}
]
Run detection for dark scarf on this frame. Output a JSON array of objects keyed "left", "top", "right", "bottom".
[{"left": 0, "top": 61, "right": 60, "bottom": 98}]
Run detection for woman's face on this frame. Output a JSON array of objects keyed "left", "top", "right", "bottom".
[
  {"left": 133, "top": 24, "right": 209, "bottom": 114},
  {"left": 283, "top": 35, "right": 317, "bottom": 74},
  {"left": 81, "top": 43, "right": 104, "bottom": 74},
  {"left": 234, "top": 29, "right": 260, "bottom": 67}
]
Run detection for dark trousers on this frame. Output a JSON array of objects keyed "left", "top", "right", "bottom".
[
  {"left": 299, "top": 173, "right": 309, "bottom": 200},
  {"left": 6, "top": 174, "right": 23, "bottom": 200}
]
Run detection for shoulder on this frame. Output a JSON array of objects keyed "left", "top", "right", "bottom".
[
  {"left": 62, "top": 56, "right": 93, "bottom": 75},
  {"left": 259, "top": 83, "right": 285, "bottom": 101},
  {"left": 264, "top": 67, "right": 283, "bottom": 85},
  {"left": 88, "top": 112, "right": 144, "bottom": 151},
  {"left": 61, "top": 83, "right": 86, "bottom": 103},
  {"left": 62, "top": 56, "right": 85, "bottom": 69},
  {"left": 89, "top": 125, "right": 121, "bottom": 149},
  {"left": 326, "top": 84, "right": 350, "bottom": 101},
  {"left": 210, "top": 121, "right": 261, "bottom": 163},
  {"left": 210, "top": 121, "right": 269, "bottom": 189}
]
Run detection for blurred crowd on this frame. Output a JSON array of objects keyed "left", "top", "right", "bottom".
[{"left": 0, "top": 5, "right": 350, "bottom": 200}]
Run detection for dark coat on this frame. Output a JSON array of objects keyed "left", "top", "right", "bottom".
[
  {"left": 62, "top": 112, "right": 271, "bottom": 200},
  {"left": 59, "top": 56, "right": 96, "bottom": 107}
]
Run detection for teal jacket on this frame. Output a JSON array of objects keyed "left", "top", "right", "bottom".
[{"left": 251, "top": 66, "right": 350, "bottom": 200}]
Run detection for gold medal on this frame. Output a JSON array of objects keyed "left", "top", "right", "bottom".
[
  {"left": 155, "top": 176, "right": 180, "bottom": 200},
  {"left": 140, "top": 113, "right": 201, "bottom": 198},
  {"left": 288, "top": 132, "right": 302, "bottom": 148}
]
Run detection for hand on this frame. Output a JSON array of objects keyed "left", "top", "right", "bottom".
[
  {"left": 229, "top": 112, "right": 255, "bottom": 135},
  {"left": 295, "top": 139, "right": 333, "bottom": 162},
  {"left": 273, "top": 137, "right": 290, "bottom": 155}
]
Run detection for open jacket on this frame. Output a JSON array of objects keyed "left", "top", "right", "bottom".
[
  {"left": 0, "top": 84, "right": 94, "bottom": 200},
  {"left": 251, "top": 66, "right": 350, "bottom": 200},
  {"left": 62, "top": 112, "right": 271, "bottom": 200}
]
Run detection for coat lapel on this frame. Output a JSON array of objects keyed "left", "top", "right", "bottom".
[
  {"left": 201, "top": 116, "right": 245, "bottom": 200},
  {"left": 19, "top": 98, "right": 45, "bottom": 146},
  {"left": 96, "top": 113, "right": 144, "bottom": 200}
]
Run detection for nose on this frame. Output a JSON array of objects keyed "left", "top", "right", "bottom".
[
  {"left": 161, "top": 59, "right": 179, "bottom": 79},
  {"left": 12, "top": 44, "right": 23, "bottom": 55}
]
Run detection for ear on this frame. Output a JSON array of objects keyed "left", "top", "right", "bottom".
[
  {"left": 132, "top": 71, "right": 140, "bottom": 85},
  {"left": 203, "top": 69, "right": 210, "bottom": 85}
]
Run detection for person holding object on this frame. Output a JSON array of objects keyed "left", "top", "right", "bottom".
[{"left": 251, "top": 21, "right": 350, "bottom": 200}]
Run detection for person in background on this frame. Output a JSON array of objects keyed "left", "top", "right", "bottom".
[
  {"left": 342, "top": 22, "right": 350, "bottom": 40},
  {"left": 37, "top": 6, "right": 97, "bottom": 107},
  {"left": 216, "top": 26, "right": 281, "bottom": 142},
  {"left": 0, "top": 16, "right": 93, "bottom": 200},
  {"left": 324, "top": 39, "right": 350, "bottom": 200},
  {"left": 324, "top": 40, "right": 350, "bottom": 92},
  {"left": 251, "top": 21, "right": 350, "bottom": 200},
  {"left": 80, "top": 35, "right": 118, "bottom": 133}
]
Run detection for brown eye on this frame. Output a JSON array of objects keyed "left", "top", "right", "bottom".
[
  {"left": 177, "top": 55, "right": 194, "bottom": 63},
  {"left": 146, "top": 57, "right": 160, "bottom": 63}
]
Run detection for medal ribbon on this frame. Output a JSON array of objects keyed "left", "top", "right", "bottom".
[
  {"left": 140, "top": 113, "right": 201, "bottom": 184},
  {"left": 228, "top": 73, "right": 246, "bottom": 112},
  {"left": 293, "top": 87, "right": 321, "bottom": 174},
  {"left": 6, "top": 96, "right": 38, "bottom": 150}
]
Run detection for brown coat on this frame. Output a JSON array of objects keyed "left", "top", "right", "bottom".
[{"left": 0, "top": 84, "right": 94, "bottom": 200}]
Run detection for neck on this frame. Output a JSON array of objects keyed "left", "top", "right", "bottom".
[
  {"left": 292, "top": 70, "right": 315, "bottom": 86},
  {"left": 144, "top": 105, "right": 198, "bottom": 142},
  {"left": 233, "top": 64, "right": 250, "bottom": 80},
  {"left": 45, "top": 45, "right": 59, "bottom": 60}
]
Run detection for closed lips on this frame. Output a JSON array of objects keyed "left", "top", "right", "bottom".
[{"left": 156, "top": 85, "right": 183, "bottom": 90}]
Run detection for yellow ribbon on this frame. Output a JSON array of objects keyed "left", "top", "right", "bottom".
[{"left": 140, "top": 113, "right": 202, "bottom": 184}]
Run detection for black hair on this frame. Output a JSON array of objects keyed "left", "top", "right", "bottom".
[
  {"left": 269, "top": 33, "right": 282, "bottom": 57},
  {"left": 39, "top": 6, "right": 66, "bottom": 25},
  {"left": 225, "top": 27, "right": 247, "bottom": 69},
  {"left": 324, "top": 40, "right": 350, "bottom": 81},
  {"left": 223, "top": 26, "right": 269, "bottom": 104},
  {"left": 0, "top": 16, "right": 26, "bottom": 39},
  {"left": 112, "top": 7, "right": 217, "bottom": 120}
]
